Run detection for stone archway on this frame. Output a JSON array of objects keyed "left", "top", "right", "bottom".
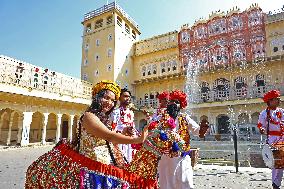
[
  {"left": 46, "top": 113, "right": 57, "bottom": 142},
  {"left": 72, "top": 115, "right": 79, "bottom": 141},
  {"left": 216, "top": 114, "right": 230, "bottom": 134},
  {"left": 0, "top": 111, "right": 10, "bottom": 144},
  {"left": 139, "top": 119, "right": 147, "bottom": 131},
  {"left": 61, "top": 114, "right": 69, "bottom": 139},
  {"left": 30, "top": 112, "right": 44, "bottom": 143}
]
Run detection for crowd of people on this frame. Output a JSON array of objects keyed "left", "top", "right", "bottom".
[{"left": 24, "top": 80, "right": 283, "bottom": 189}]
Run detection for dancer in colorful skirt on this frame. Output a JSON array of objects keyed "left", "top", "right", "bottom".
[
  {"left": 25, "top": 80, "right": 188, "bottom": 189},
  {"left": 157, "top": 90, "right": 209, "bottom": 189},
  {"left": 258, "top": 90, "right": 284, "bottom": 189}
]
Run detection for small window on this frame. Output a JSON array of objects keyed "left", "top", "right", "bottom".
[
  {"left": 116, "top": 80, "right": 121, "bottom": 86},
  {"left": 106, "top": 16, "right": 112, "bottom": 25},
  {"left": 147, "top": 65, "right": 151, "bottom": 75},
  {"left": 95, "top": 54, "right": 100, "bottom": 62},
  {"left": 124, "top": 83, "right": 128, "bottom": 89},
  {"left": 83, "top": 59, "right": 88, "bottom": 66},
  {"left": 94, "top": 70, "right": 99, "bottom": 77},
  {"left": 125, "top": 24, "right": 130, "bottom": 34},
  {"left": 132, "top": 30, "right": 136, "bottom": 39},
  {"left": 83, "top": 73, "right": 88, "bottom": 81},
  {"left": 125, "top": 69, "right": 129, "bottom": 76},
  {"left": 107, "top": 64, "right": 112, "bottom": 72},
  {"left": 117, "top": 16, "right": 122, "bottom": 27},
  {"left": 273, "top": 47, "right": 278, "bottom": 52},
  {"left": 96, "top": 39, "right": 100, "bottom": 46},
  {"left": 282, "top": 45, "right": 284, "bottom": 50},
  {"left": 85, "top": 24, "right": 91, "bottom": 33},
  {"left": 107, "top": 48, "right": 112, "bottom": 57},
  {"left": 108, "top": 34, "right": 112, "bottom": 41},
  {"left": 95, "top": 19, "right": 103, "bottom": 29},
  {"left": 142, "top": 66, "right": 146, "bottom": 77}
]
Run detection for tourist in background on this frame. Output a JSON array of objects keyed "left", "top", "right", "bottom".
[{"left": 111, "top": 88, "right": 137, "bottom": 163}]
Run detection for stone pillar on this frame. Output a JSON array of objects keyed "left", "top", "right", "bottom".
[
  {"left": 21, "top": 112, "right": 33, "bottom": 146},
  {"left": 6, "top": 112, "right": 15, "bottom": 145},
  {"left": 56, "top": 114, "right": 62, "bottom": 143},
  {"left": 68, "top": 115, "right": 74, "bottom": 142},
  {"left": 248, "top": 113, "right": 252, "bottom": 124},
  {"left": 17, "top": 114, "right": 23, "bottom": 144},
  {"left": 41, "top": 113, "right": 49, "bottom": 145},
  {"left": 0, "top": 113, "right": 7, "bottom": 141}
]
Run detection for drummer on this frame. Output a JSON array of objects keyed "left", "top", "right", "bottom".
[{"left": 257, "top": 90, "right": 284, "bottom": 189}]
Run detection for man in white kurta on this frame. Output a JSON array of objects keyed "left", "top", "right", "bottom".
[
  {"left": 257, "top": 90, "right": 284, "bottom": 189},
  {"left": 157, "top": 90, "right": 208, "bottom": 189},
  {"left": 111, "top": 88, "right": 136, "bottom": 163},
  {"left": 158, "top": 113, "right": 200, "bottom": 189}
]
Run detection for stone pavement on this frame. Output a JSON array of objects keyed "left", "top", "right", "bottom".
[
  {"left": 0, "top": 145, "right": 281, "bottom": 189},
  {"left": 193, "top": 165, "right": 274, "bottom": 189}
]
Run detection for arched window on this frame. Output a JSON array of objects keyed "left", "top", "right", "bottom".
[
  {"left": 200, "top": 81, "right": 210, "bottom": 102},
  {"left": 213, "top": 78, "right": 230, "bottom": 100},
  {"left": 147, "top": 65, "right": 151, "bottom": 75},
  {"left": 142, "top": 66, "right": 146, "bottom": 77},
  {"left": 161, "top": 63, "right": 166, "bottom": 73},
  {"left": 152, "top": 65, "right": 157, "bottom": 74},
  {"left": 172, "top": 60, "right": 177, "bottom": 71}
]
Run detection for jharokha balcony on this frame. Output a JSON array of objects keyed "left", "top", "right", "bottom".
[{"left": 134, "top": 84, "right": 284, "bottom": 109}]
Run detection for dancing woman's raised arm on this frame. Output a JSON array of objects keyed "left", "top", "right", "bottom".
[{"left": 82, "top": 112, "right": 148, "bottom": 144}]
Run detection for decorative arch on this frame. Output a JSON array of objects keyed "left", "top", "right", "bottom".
[
  {"left": 238, "top": 113, "right": 249, "bottom": 125},
  {"left": 139, "top": 119, "right": 147, "bottom": 132},
  {"left": 61, "top": 114, "right": 70, "bottom": 139},
  {"left": 46, "top": 113, "right": 57, "bottom": 142},
  {"left": 213, "top": 78, "right": 230, "bottom": 100},
  {"left": 251, "top": 112, "right": 260, "bottom": 124},
  {"left": 30, "top": 111, "right": 44, "bottom": 143},
  {"left": 216, "top": 114, "right": 230, "bottom": 134}
]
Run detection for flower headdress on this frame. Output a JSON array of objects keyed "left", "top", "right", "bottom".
[
  {"left": 92, "top": 80, "right": 121, "bottom": 100},
  {"left": 169, "top": 90, "right": 187, "bottom": 109},
  {"left": 263, "top": 90, "right": 280, "bottom": 103},
  {"left": 157, "top": 91, "right": 169, "bottom": 101}
]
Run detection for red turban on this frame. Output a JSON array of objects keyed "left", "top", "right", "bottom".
[
  {"left": 157, "top": 91, "right": 169, "bottom": 100},
  {"left": 169, "top": 90, "right": 187, "bottom": 109},
  {"left": 263, "top": 90, "right": 280, "bottom": 103}
]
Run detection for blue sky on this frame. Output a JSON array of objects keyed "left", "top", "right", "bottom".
[{"left": 0, "top": 0, "right": 283, "bottom": 78}]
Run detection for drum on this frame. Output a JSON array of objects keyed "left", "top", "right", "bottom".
[
  {"left": 262, "top": 144, "right": 284, "bottom": 169},
  {"left": 190, "top": 148, "right": 200, "bottom": 167}
]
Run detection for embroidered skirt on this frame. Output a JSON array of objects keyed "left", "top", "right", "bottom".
[{"left": 25, "top": 143, "right": 158, "bottom": 189}]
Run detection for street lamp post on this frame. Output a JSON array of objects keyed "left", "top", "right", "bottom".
[{"left": 232, "top": 124, "right": 239, "bottom": 173}]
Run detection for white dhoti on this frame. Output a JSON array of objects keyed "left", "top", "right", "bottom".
[{"left": 158, "top": 155, "right": 194, "bottom": 189}]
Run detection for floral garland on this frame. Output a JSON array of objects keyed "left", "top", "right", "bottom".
[{"left": 145, "top": 113, "right": 187, "bottom": 156}]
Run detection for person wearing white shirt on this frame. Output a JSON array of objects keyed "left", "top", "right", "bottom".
[
  {"left": 258, "top": 90, "right": 284, "bottom": 189},
  {"left": 111, "top": 88, "right": 136, "bottom": 163}
]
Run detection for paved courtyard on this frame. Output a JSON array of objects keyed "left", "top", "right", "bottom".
[{"left": 0, "top": 145, "right": 279, "bottom": 189}]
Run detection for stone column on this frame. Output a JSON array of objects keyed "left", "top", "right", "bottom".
[
  {"left": 17, "top": 114, "right": 23, "bottom": 144},
  {"left": 6, "top": 112, "right": 15, "bottom": 145},
  {"left": 41, "top": 113, "right": 49, "bottom": 145},
  {"left": 56, "top": 114, "right": 62, "bottom": 143},
  {"left": 68, "top": 115, "right": 74, "bottom": 142},
  {"left": 20, "top": 112, "right": 33, "bottom": 146}
]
